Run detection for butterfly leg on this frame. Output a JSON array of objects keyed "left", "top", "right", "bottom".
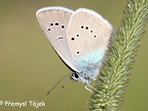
[
  {"left": 61, "top": 76, "right": 69, "bottom": 90},
  {"left": 94, "top": 78, "right": 103, "bottom": 84},
  {"left": 85, "top": 85, "right": 93, "bottom": 94},
  {"left": 86, "top": 83, "right": 98, "bottom": 92},
  {"left": 89, "top": 76, "right": 103, "bottom": 84}
]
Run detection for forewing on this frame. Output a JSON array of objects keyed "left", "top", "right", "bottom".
[
  {"left": 36, "top": 7, "right": 77, "bottom": 71},
  {"left": 67, "top": 8, "right": 112, "bottom": 67}
]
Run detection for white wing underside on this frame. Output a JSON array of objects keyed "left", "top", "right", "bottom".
[
  {"left": 36, "top": 7, "right": 112, "bottom": 71},
  {"left": 67, "top": 8, "right": 112, "bottom": 68},
  {"left": 36, "top": 7, "right": 77, "bottom": 71}
]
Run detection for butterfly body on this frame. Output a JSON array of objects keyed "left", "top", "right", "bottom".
[
  {"left": 36, "top": 7, "right": 112, "bottom": 89},
  {"left": 73, "top": 63, "right": 100, "bottom": 83}
]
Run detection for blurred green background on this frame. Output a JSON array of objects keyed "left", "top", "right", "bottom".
[{"left": 0, "top": 0, "right": 147, "bottom": 111}]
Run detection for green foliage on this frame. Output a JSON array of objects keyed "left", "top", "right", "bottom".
[{"left": 89, "top": 0, "right": 148, "bottom": 110}]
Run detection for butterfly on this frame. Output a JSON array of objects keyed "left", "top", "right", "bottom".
[{"left": 36, "top": 7, "right": 112, "bottom": 94}]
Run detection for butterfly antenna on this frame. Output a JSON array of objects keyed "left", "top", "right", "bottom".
[
  {"left": 61, "top": 76, "right": 69, "bottom": 90},
  {"left": 46, "top": 74, "right": 70, "bottom": 96}
]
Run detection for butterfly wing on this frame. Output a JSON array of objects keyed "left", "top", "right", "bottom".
[
  {"left": 67, "top": 8, "right": 112, "bottom": 69},
  {"left": 36, "top": 7, "right": 77, "bottom": 71}
]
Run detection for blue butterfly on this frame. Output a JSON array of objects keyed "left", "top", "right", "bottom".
[{"left": 36, "top": 7, "right": 112, "bottom": 94}]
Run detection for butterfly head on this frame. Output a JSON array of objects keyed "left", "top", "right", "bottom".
[
  {"left": 70, "top": 72, "right": 80, "bottom": 82},
  {"left": 70, "top": 63, "right": 101, "bottom": 83},
  {"left": 69, "top": 71, "right": 92, "bottom": 83}
]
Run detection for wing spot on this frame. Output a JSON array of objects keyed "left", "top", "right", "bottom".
[
  {"left": 81, "top": 25, "right": 84, "bottom": 29},
  {"left": 76, "top": 51, "right": 80, "bottom": 55},
  {"left": 48, "top": 28, "right": 51, "bottom": 32},
  {"left": 58, "top": 36, "right": 64, "bottom": 40},
  {"left": 94, "top": 35, "right": 97, "bottom": 38},
  {"left": 100, "top": 35, "right": 104, "bottom": 38},
  {"left": 76, "top": 34, "right": 79, "bottom": 37},
  {"left": 61, "top": 24, "right": 65, "bottom": 29},
  {"left": 86, "top": 26, "right": 89, "bottom": 30},
  {"left": 82, "top": 38, "right": 88, "bottom": 43},
  {"left": 71, "top": 37, "right": 75, "bottom": 41},
  {"left": 91, "top": 30, "right": 93, "bottom": 33},
  {"left": 50, "top": 22, "right": 54, "bottom": 26},
  {"left": 55, "top": 22, "right": 59, "bottom": 26}
]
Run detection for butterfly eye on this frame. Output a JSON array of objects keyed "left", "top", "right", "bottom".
[
  {"left": 73, "top": 73, "right": 79, "bottom": 79},
  {"left": 70, "top": 72, "right": 80, "bottom": 81}
]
